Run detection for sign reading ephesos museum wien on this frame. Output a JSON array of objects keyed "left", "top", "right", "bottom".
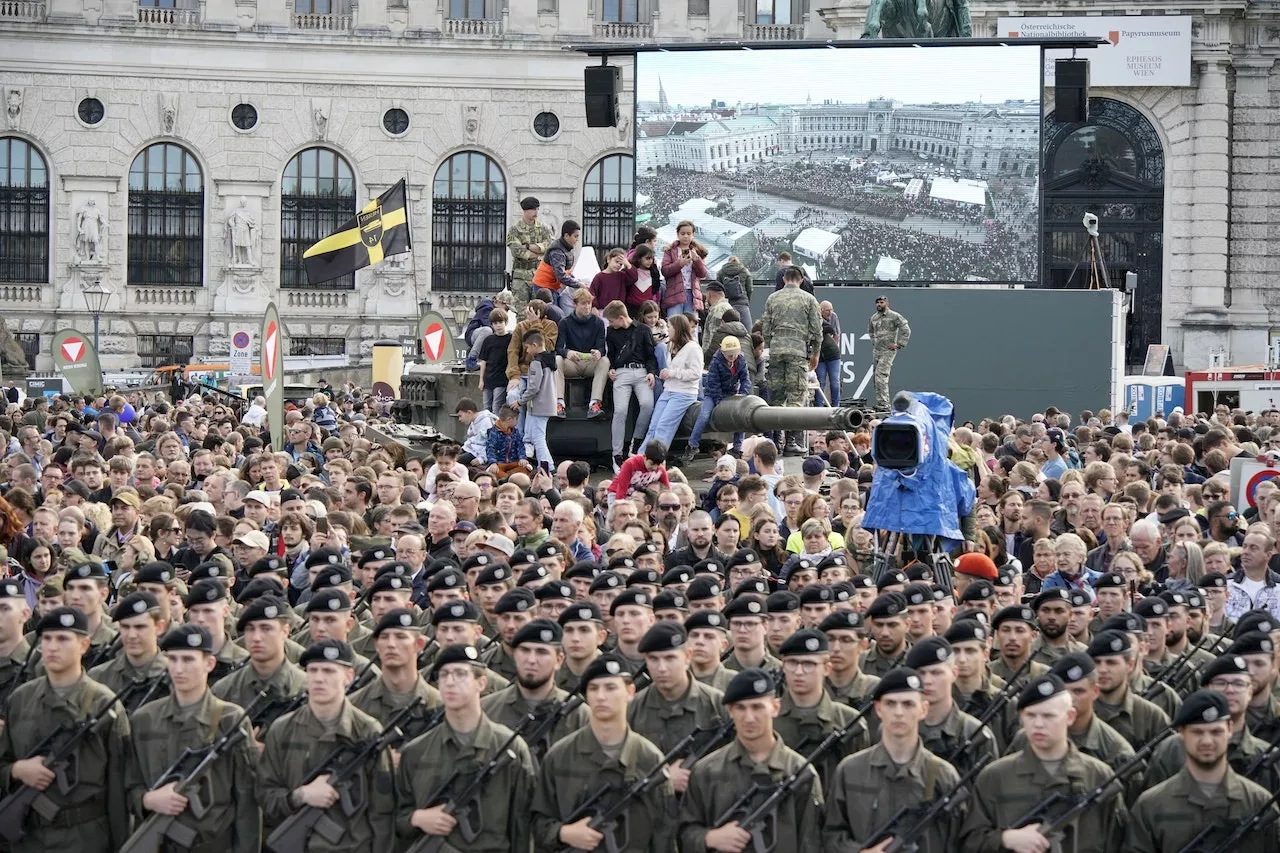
[{"left": 1000, "top": 16, "right": 1192, "bottom": 87}]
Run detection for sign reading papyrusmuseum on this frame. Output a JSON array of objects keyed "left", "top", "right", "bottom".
[{"left": 1000, "top": 16, "right": 1192, "bottom": 87}]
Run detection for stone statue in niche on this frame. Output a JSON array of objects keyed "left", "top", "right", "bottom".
[
  {"left": 313, "top": 103, "right": 329, "bottom": 139},
  {"left": 464, "top": 105, "right": 479, "bottom": 141},
  {"left": 160, "top": 93, "right": 178, "bottom": 135},
  {"left": 75, "top": 198, "right": 107, "bottom": 263},
  {"left": 5, "top": 89, "right": 20, "bottom": 130},
  {"left": 226, "top": 196, "right": 258, "bottom": 266}
]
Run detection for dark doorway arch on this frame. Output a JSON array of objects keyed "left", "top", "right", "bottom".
[{"left": 1044, "top": 97, "right": 1165, "bottom": 368}]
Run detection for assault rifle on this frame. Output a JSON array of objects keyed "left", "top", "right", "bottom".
[
  {"left": 1176, "top": 787, "right": 1280, "bottom": 853},
  {"left": 864, "top": 752, "right": 993, "bottom": 853},
  {"left": 251, "top": 689, "right": 308, "bottom": 736},
  {"left": 83, "top": 634, "right": 121, "bottom": 671},
  {"left": 711, "top": 698, "right": 874, "bottom": 853},
  {"left": 345, "top": 659, "right": 379, "bottom": 696},
  {"left": 1012, "top": 726, "right": 1174, "bottom": 844},
  {"left": 524, "top": 694, "right": 585, "bottom": 762},
  {"left": 266, "top": 697, "right": 424, "bottom": 853},
  {"left": 558, "top": 719, "right": 736, "bottom": 853},
  {"left": 405, "top": 711, "right": 538, "bottom": 853},
  {"left": 1143, "top": 633, "right": 1213, "bottom": 699},
  {"left": 0, "top": 679, "right": 143, "bottom": 842},
  {"left": 123, "top": 672, "right": 171, "bottom": 714},
  {"left": 945, "top": 655, "right": 1034, "bottom": 764},
  {"left": 119, "top": 689, "right": 271, "bottom": 853}
]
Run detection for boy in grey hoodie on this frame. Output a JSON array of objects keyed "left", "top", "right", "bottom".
[{"left": 518, "top": 330, "right": 557, "bottom": 472}]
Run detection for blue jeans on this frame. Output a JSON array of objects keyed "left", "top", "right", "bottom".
[
  {"left": 688, "top": 393, "right": 743, "bottom": 452},
  {"left": 611, "top": 367, "right": 654, "bottom": 456},
  {"left": 816, "top": 359, "right": 841, "bottom": 407},
  {"left": 481, "top": 386, "right": 503, "bottom": 415},
  {"left": 525, "top": 413, "right": 552, "bottom": 468},
  {"left": 645, "top": 390, "right": 697, "bottom": 451}
]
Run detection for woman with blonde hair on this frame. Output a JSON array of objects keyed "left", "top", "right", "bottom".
[{"left": 1165, "top": 540, "right": 1205, "bottom": 592}]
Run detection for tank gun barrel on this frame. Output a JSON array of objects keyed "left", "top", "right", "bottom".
[{"left": 708, "top": 395, "right": 879, "bottom": 433}]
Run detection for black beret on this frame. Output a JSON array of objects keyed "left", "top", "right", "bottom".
[
  {"left": 519, "top": 565, "right": 551, "bottom": 586},
  {"left": 733, "top": 578, "right": 772, "bottom": 597},
  {"left": 1017, "top": 673, "right": 1067, "bottom": 710},
  {"left": 766, "top": 591, "right": 800, "bottom": 614},
  {"left": 1199, "top": 572, "right": 1229, "bottom": 590},
  {"left": 566, "top": 561, "right": 602, "bottom": 581},
  {"left": 1172, "top": 689, "right": 1231, "bottom": 728},
  {"left": 64, "top": 560, "right": 107, "bottom": 582},
  {"left": 184, "top": 579, "right": 227, "bottom": 608},
  {"left": 724, "top": 594, "right": 766, "bottom": 620},
  {"left": 37, "top": 606, "right": 88, "bottom": 636},
  {"left": 685, "top": 610, "right": 729, "bottom": 632},
  {"left": 520, "top": 195, "right": 540, "bottom": 211},
  {"left": 1185, "top": 592, "right": 1206, "bottom": 610},
  {"left": 299, "top": 638, "right": 355, "bottom": 668},
  {"left": 577, "top": 654, "right": 632, "bottom": 691},
  {"left": 638, "top": 621, "right": 687, "bottom": 654},
  {"left": 308, "top": 587, "right": 353, "bottom": 614},
  {"left": 610, "top": 589, "right": 652, "bottom": 613},
  {"left": 512, "top": 548, "right": 539, "bottom": 568},
  {"left": 236, "top": 595, "right": 289, "bottom": 633},
  {"left": 818, "top": 553, "right": 849, "bottom": 571},
  {"left": 369, "top": 574, "right": 412, "bottom": 596},
  {"left": 533, "top": 580, "right": 574, "bottom": 602},
  {"left": 876, "top": 570, "right": 908, "bottom": 590},
  {"left": 1032, "top": 589, "right": 1072, "bottom": 609},
  {"left": 431, "top": 600, "right": 480, "bottom": 626},
  {"left": 589, "top": 572, "right": 624, "bottom": 594},
  {"left": 535, "top": 541, "right": 565, "bottom": 560},
  {"left": 872, "top": 666, "right": 924, "bottom": 700},
  {"left": 959, "top": 580, "right": 995, "bottom": 603},
  {"left": 632, "top": 542, "right": 661, "bottom": 560},
  {"left": 779, "top": 628, "right": 828, "bottom": 657},
  {"left": 902, "top": 583, "right": 932, "bottom": 607},
  {"left": 372, "top": 608, "right": 420, "bottom": 637},
  {"left": 0, "top": 579, "right": 22, "bottom": 600},
  {"left": 1102, "top": 613, "right": 1147, "bottom": 634},
  {"left": 831, "top": 582, "right": 855, "bottom": 603},
  {"left": 628, "top": 569, "right": 663, "bottom": 588},
  {"left": 135, "top": 561, "right": 176, "bottom": 586},
  {"left": 1235, "top": 611, "right": 1276, "bottom": 637},
  {"left": 820, "top": 610, "right": 865, "bottom": 633},
  {"left": 236, "top": 577, "right": 285, "bottom": 604},
  {"left": 1068, "top": 590, "right": 1092, "bottom": 609},
  {"left": 1159, "top": 590, "right": 1190, "bottom": 609},
  {"left": 1133, "top": 598, "right": 1168, "bottom": 619},
  {"left": 1092, "top": 572, "right": 1127, "bottom": 590},
  {"left": 311, "top": 565, "right": 354, "bottom": 590},
  {"left": 494, "top": 588, "right": 536, "bottom": 614},
  {"left": 785, "top": 557, "right": 819, "bottom": 579},
  {"left": 160, "top": 624, "right": 213, "bottom": 654},
  {"left": 427, "top": 568, "right": 466, "bottom": 592},
  {"left": 662, "top": 567, "right": 695, "bottom": 586},
  {"left": 357, "top": 546, "right": 395, "bottom": 567},
  {"left": 904, "top": 636, "right": 953, "bottom": 670},
  {"left": 112, "top": 591, "right": 160, "bottom": 623},
  {"left": 1049, "top": 652, "right": 1095, "bottom": 684},
  {"left": 305, "top": 548, "right": 346, "bottom": 570},
  {"left": 693, "top": 558, "right": 725, "bottom": 577},
  {"left": 993, "top": 569, "right": 1017, "bottom": 588},
  {"left": 512, "top": 619, "right": 562, "bottom": 647},
  {"left": 945, "top": 619, "right": 990, "bottom": 645},
  {"left": 799, "top": 584, "right": 833, "bottom": 605},
  {"left": 906, "top": 565, "right": 936, "bottom": 583},
  {"left": 728, "top": 549, "right": 762, "bottom": 569},
  {"left": 431, "top": 643, "right": 482, "bottom": 676},
  {"left": 1200, "top": 653, "right": 1251, "bottom": 685},
  {"left": 952, "top": 609, "right": 990, "bottom": 628},
  {"left": 476, "top": 564, "right": 514, "bottom": 586},
  {"left": 558, "top": 601, "right": 603, "bottom": 625},
  {"left": 848, "top": 575, "right": 876, "bottom": 590},
  {"left": 1227, "top": 631, "right": 1275, "bottom": 657},
  {"left": 723, "top": 667, "right": 777, "bottom": 705},
  {"left": 248, "top": 556, "right": 287, "bottom": 577},
  {"left": 1087, "top": 629, "right": 1132, "bottom": 658},
  {"left": 686, "top": 578, "right": 723, "bottom": 602},
  {"left": 376, "top": 561, "right": 415, "bottom": 580},
  {"left": 653, "top": 591, "right": 688, "bottom": 612},
  {"left": 607, "top": 555, "right": 637, "bottom": 573},
  {"left": 188, "top": 561, "right": 231, "bottom": 583},
  {"left": 461, "top": 553, "right": 496, "bottom": 572},
  {"left": 866, "top": 592, "right": 908, "bottom": 620},
  {"left": 992, "top": 605, "right": 1037, "bottom": 629}
]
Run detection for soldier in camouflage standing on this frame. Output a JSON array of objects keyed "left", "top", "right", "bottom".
[
  {"left": 868, "top": 295, "right": 910, "bottom": 410},
  {"left": 506, "top": 196, "right": 552, "bottom": 318},
  {"left": 761, "top": 265, "right": 822, "bottom": 456}
]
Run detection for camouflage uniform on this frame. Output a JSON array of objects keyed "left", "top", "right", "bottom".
[
  {"left": 507, "top": 217, "right": 553, "bottom": 317},
  {"left": 761, "top": 285, "right": 822, "bottom": 408},
  {"left": 0, "top": 674, "right": 132, "bottom": 853},
  {"left": 125, "top": 688, "right": 261, "bottom": 853},
  {"left": 258, "top": 699, "right": 397, "bottom": 852},
  {"left": 867, "top": 305, "right": 911, "bottom": 409}
]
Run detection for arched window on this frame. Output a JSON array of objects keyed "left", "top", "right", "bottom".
[
  {"left": 582, "top": 154, "right": 635, "bottom": 266},
  {"left": 432, "top": 151, "right": 506, "bottom": 293},
  {"left": 281, "top": 147, "right": 356, "bottom": 288},
  {"left": 0, "top": 138, "right": 49, "bottom": 283},
  {"left": 128, "top": 143, "right": 204, "bottom": 286}
]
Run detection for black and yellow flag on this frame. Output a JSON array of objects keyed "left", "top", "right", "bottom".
[{"left": 303, "top": 178, "right": 411, "bottom": 284}]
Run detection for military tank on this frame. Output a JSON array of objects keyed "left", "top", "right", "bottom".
[{"left": 394, "top": 361, "right": 877, "bottom": 462}]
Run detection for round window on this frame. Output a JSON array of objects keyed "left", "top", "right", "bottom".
[
  {"left": 383, "top": 108, "right": 409, "bottom": 136},
  {"left": 533, "top": 111, "right": 560, "bottom": 139},
  {"left": 78, "top": 97, "right": 105, "bottom": 126},
  {"left": 231, "top": 103, "right": 258, "bottom": 131}
]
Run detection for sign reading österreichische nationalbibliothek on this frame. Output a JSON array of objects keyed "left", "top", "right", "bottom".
[{"left": 999, "top": 16, "right": 1191, "bottom": 87}]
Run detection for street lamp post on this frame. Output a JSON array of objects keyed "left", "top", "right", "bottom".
[{"left": 82, "top": 278, "right": 112, "bottom": 351}]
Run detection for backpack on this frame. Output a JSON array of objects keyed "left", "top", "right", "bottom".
[{"left": 719, "top": 271, "right": 745, "bottom": 303}]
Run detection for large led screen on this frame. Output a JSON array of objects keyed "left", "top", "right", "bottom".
[{"left": 634, "top": 45, "right": 1042, "bottom": 284}]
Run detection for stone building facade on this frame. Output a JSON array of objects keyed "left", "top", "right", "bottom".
[{"left": 0, "top": 0, "right": 1275, "bottom": 374}]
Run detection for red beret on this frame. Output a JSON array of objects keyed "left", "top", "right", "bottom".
[{"left": 955, "top": 553, "right": 999, "bottom": 580}]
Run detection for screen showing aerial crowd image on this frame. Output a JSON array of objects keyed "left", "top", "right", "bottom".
[{"left": 633, "top": 45, "right": 1043, "bottom": 284}]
